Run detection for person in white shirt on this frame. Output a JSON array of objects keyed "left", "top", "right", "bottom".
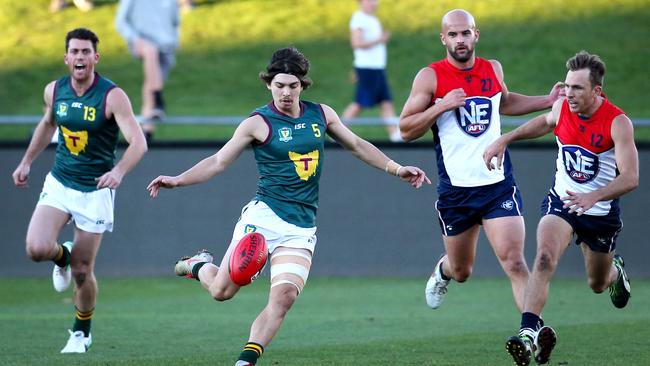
[{"left": 342, "top": 0, "right": 401, "bottom": 142}]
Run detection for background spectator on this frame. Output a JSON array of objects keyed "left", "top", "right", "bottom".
[{"left": 115, "top": 0, "right": 180, "bottom": 142}]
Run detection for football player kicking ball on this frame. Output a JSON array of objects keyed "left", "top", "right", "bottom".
[
  {"left": 147, "top": 47, "right": 430, "bottom": 366},
  {"left": 484, "top": 51, "right": 637, "bottom": 365}
]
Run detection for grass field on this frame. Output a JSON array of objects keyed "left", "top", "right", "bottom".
[
  {"left": 1, "top": 0, "right": 650, "bottom": 142},
  {"left": 1, "top": 277, "right": 649, "bottom": 365}
]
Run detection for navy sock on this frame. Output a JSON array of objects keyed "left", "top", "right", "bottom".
[
  {"left": 439, "top": 260, "right": 451, "bottom": 281},
  {"left": 520, "top": 312, "right": 540, "bottom": 332}
]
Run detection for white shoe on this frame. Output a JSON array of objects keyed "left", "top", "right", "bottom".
[
  {"left": 174, "top": 249, "right": 214, "bottom": 278},
  {"left": 425, "top": 255, "right": 450, "bottom": 309},
  {"left": 52, "top": 241, "right": 73, "bottom": 292},
  {"left": 60, "top": 330, "right": 92, "bottom": 353}
]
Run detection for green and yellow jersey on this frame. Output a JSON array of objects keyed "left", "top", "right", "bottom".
[
  {"left": 252, "top": 101, "right": 327, "bottom": 228},
  {"left": 51, "top": 73, "right": 119, "bottom": 192}
]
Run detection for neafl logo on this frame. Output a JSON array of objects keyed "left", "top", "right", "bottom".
[
  {"left": 455, "top": 97, "right": 492, "bottom": 137},
  {"left": 562, "top": 146, "right": 599, "bottom": 183}
]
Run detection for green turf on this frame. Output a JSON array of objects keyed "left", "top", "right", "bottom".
[
  {"left": 1, "top": 0, "right": 650, "bottom": 142},
  {"left": 1, "top": 277, "right": 648, "bottom": 365}
]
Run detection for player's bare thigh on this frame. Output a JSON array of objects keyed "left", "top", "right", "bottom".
[
  {"left": 70, "top": 228, "right": 103, "bottom": 271},
  {"left": 25, "top": 205, "right": 70, "bottom": 260},
  {"left": 535, "top": 215, "right": 573, "bottom": 272},
  {"left": 483, "top": 216, "right": 525, "bottom": 259}
]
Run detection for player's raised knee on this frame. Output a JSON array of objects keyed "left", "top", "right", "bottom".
[
  {"left": 209, "top": 286, "right": 235, "bottom": 302},
  {"left": 25, "top": 239, "right": 54, "bottom": 262}
]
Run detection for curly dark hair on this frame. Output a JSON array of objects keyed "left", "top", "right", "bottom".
[{"left": 259, "top": 47, "right": 312, "bottom": 89}]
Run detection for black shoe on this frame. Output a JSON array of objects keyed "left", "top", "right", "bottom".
[
  {"left": 506, "top": 335, "right": 532, "bottom": 366},
  {"left": 609, "top": 254, "right": 631, "bottom": 309}
]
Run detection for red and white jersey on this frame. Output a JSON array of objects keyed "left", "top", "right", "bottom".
[
  {"left": 430, "top": 57, "right": 510, "bottom": 187},
  {"left": 552, "top": 98, "right": 625, "bottom": 215}
]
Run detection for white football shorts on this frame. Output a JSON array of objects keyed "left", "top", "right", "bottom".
[
  {"left": 37, "top": 172, "right": 115, "bottom": 233},
  {"left": 231, "top": 200, "right": 317, "bottom": 254}
]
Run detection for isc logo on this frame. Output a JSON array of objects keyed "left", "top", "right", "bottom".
[
  {"left": 562, "top": 146, "right": 599, "bottom": 183},
  {"left": 455, "top": 97, "right": 492, "bottom": 137},
  {"left": 71, "top": 102, "right": 83, "bottom": 108}
]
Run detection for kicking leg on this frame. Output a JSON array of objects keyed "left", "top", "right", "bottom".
[{"left": 173, "top": 240, "right": 241, "bottom": 301}]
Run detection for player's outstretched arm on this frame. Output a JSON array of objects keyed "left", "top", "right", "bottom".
[
  {"left": 490, "top": 59, "right": 563, "bottom": 116},
  {"left": 96, "top": 87, "right": 148, "bottom": 190},
  {"left": 147, "top": 115, "right": 266, "bottom": 198},
  {"left": 12, "top": 82, "right": 58, "bottom": 188},
  {"left": 562, "top": 114, "right": 639, "bottom": 215},
  {"left": 324, "top": 104, "right": 431, "bottom": 188},
  {"left": 483, "top": 99, "right": 561, "bottom": 171}
]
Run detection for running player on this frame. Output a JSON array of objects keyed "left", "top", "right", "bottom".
[
  {"left": 484, "top": 50, "right": 637, "bottom": 366},
  {"left": 147, "top": 47, "right": 430, "bottom": 366},
  {"left": 12, "top": 28, "right": 147, "bottom": 353},
  {"left": 399, "top": 9, "right": 562, "bottom": 314}
]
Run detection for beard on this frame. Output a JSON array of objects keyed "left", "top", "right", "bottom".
[{"left": 448, "top": 46, "right": 474, "bottom": 63}]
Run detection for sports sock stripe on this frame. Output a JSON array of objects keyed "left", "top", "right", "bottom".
[
  {"left": 75, "top": 308, "right": 94, "bottom": 321},
  {"left": 54, "top": 245, "right": 64, "bottom": 262},
  {"left": 244, "top": 342, "right": 264, "bottom": 356}
]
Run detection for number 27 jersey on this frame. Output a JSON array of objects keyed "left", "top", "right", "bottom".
[{"left": 430, "top": 57, "right": 510, "bottom": 188}]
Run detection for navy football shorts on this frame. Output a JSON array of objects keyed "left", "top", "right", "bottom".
[
  {"left": 435, "top": 179, "right": 523, "bottom": 236},
  {"left": 540, "top": 193, "right": 622, "bottom": 253}
]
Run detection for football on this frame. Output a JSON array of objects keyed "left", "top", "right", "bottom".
[{"left": 229, "top": 232, "right": 268, "bottom": 286}]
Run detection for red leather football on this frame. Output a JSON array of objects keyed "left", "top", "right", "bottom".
[{"left": 229, "top": 232, "right": 268, "bottom": 286}]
